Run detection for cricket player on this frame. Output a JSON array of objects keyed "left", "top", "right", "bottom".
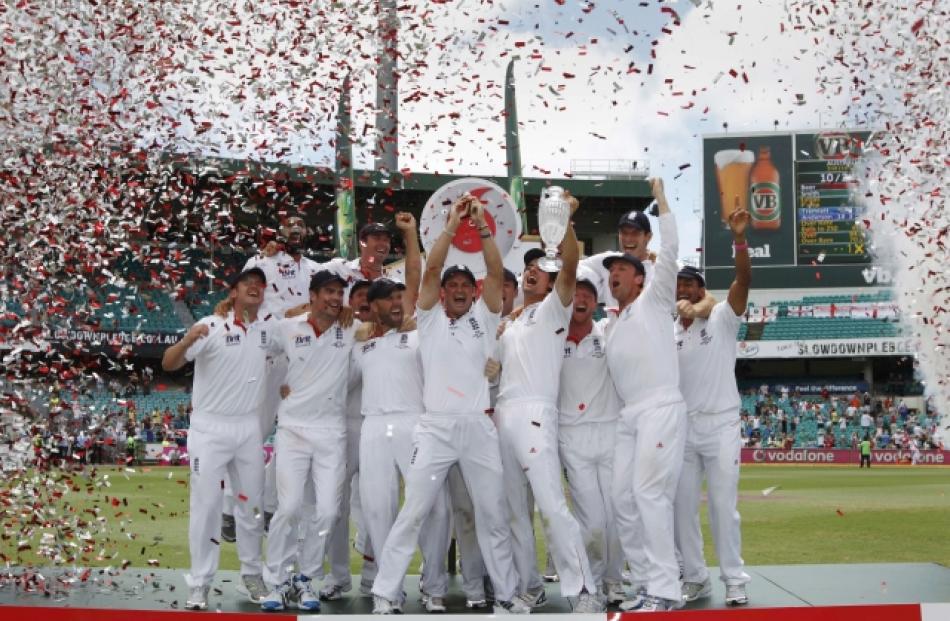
[
  {"left": 557, "top": 267, "right": 625, "bottom": 605},
  {"left": 161, "top": 267, "right": 272, "bottom": 611},
  {"left": 580, "top": 209, "right": 655, "bottom": 308},
  {"left": 494, "top": 194, "right": 603, "bottom": 613},
  {"left": 605, "top": 177, "right": 686, "bottom": 612},
  {"left": 260, "top": 270, "right": 358, "bottom": 612},
  {"left": 673, "top": 208, "right": 752, "bottom": 607},
  {"left": 370, "top": 195, "right": 528, "bottom": 615}
]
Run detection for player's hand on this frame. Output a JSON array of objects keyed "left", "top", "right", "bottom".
[
  {"left": 649, "top": 177, "right": 666, "bottom": 202},
  {"left": 183, "top": 323, "right": 209, "bottom": 347},
  {"left": 676, "top": 299, "right": 697, "bottom": 320},
  {"left": 496, "top": 319, "right": 509, "bottom": 339},
  {"left": 337, "top": 306, "right": 355, "bottom": 328},
  {"left": 355, "top": 321, "right": 376, "bottom": 342},
  {"left": 447, "top": 195, "right": 470, "bottom": 232},
  {"left": 279, "top": 385, "right": 291, "bottom": 400},
  {"left": 285, "top": 302, "right": 310, "bottom": 318},
  {"left": 484, "top": 358, "right": 501, "bottom": 382},
  {"left": 563, "top": 189, "right": 580, "bottom": 216},
  {"left": 469, "top": 199, "right": 487, "bottom": 228},
  {"left": 399, "top": 316, "right": 417, "bottom": 332},
  {"left": 729, "top": 207, "right": 750, "bottom": 239},
  {"left": 395, "top": 211, "right": 417, "bottom": 234},
  {"left": 647, "top": 250, "right": 658, "bottom": 262}
]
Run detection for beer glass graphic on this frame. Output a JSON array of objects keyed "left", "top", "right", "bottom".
[{"left": 714, "top": 149, "right": 754, "bottom": 227}]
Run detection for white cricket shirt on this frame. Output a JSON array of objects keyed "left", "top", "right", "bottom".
[
  {"left": 496, "top": 292, "right": 571, "bottom": 406},
  {"left": 322, "top": 257, "right": 404, "bottom": 297},
  {"left": 269, "top": 314, "right": 359, "bottom": 428},
  {"left": 417, "top": 298, "right": 501, "bottom": 415},
  {"left": 185, "top": 312, "right": 273, "bottom": 417},
  {"left": 244, "top": 252, "right": 321, "bottom": 320},
  {"left": 352, "top": 328, "right": 424, "bottom": 416},
  {"left": 675, "top": 301, "right": 742, "bottom": 415},
  {"left": 605, "top": 212, "right": 684, "bottom": 412},
  {"left": 558, "top": 319, "right": 620, "bottom": 426}
]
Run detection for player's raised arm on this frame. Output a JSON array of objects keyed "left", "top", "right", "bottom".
[
  {"left": 418, "top": 196, "right": 469, "bottom": 311},
  {"left": 395, "top": 211, "right": 422, "bottom": 316},
  {"left": 727, "top": 208, "right": 752, "bottom": 316},
  {"left": 472, "top": 200, "right": 503, "bottom": 314},
  {"left": 554, "top": 191, "right": 581, "bottom": 306}
]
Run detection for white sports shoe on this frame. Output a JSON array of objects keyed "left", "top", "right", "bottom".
[
  {"left": 494, "top": 597, "right": 532, "bottom": 614},
  {"left": 293, "top": 574, "right": 321, "bottom": 612},
  {"left": 726, "top": 583, "right": 749, "bottom": 606},
  {"left": 682, "top": 578, "right": 712, "bottom": 602},
  {"left": 466, "top": 597, "right": 489, "bottom": 609},
  {"left": 423, "top": 593, "right": 447, "bottom": 613},
  {"left": 373, "top": 595, "right": 398, "bottom": 614},
  {"left": 319, "top": 582, "right": 347, "bottom": 601},
  {"left": 238, "top": 574, "right": 267, "bottom": 603},
  {"left": 185, "top": 585, "right": 210, "bottom": 610},
  {"left": 519, "top": 586, "right": 547, "bottom": 608},
  {"left": 261, "top": 581, "right": 294, "bottom": 612},
  {"left": 630, "top": 594, "right": 680, "bottom": 613},
  {"left": 619, "top": 587, "right": 648, "bottom": 611},
  {"left": 573, "top": 591, "right": 606, "bottom": 613}
]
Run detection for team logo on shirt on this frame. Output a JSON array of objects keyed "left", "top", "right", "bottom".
[
  {"left": 591, "top": 337, "right": 605, "bottom": 358},
  {"left": 396, "top": 333, "right": 410, "bottom": 349},
  {"left": 332, "top": 326, "right": 345, "bottom": 348},
  {"left": 700, "top": 328, "right": 712, "bottom": 346},
  {"left": 676, "top": 339, "right": 684, "bottom": 351},
  {"left": 563, "top": 346, "right": 572, "bottom": 359},
  {"left": 295, "top": 335, "right": 312, "bottom": 347},
  {"left": 225, "top": 334, "right": 242, "bottom": 346},
  {"left": 260, "top": 331, "right": 268, "bottom": 345}
]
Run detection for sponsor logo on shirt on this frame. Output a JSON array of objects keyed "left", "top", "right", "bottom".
[
  {"left": 591, "top": 337, "right": 604, "bottom": 358},
  {"left": 468, "top": 316, "right": 484, "bottom": 339},
  {"left": 225, "top": 334, "right": 242, "bottom": 346},
  {"left": 278, "top": 263, "right": 297, "bottom": 279},
  {"left": 700, "top": 328, "right": 712, "bottom": 346},
  {"left": 295, "top": 335, "right": 312, "bottom": 347},
  {"left": 361, "top": 341, "right": 377, "bottom": 354}
]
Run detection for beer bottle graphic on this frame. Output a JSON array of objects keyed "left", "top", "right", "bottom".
[{"left": 749, "top": 146, "right": 781, "bottom": 230}]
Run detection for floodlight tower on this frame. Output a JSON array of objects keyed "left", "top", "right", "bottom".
[{"left": 374, "top": 0, "right": 399, "bottom": 175}]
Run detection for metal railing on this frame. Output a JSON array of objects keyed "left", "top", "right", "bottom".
[{"left": 569, "top": 159, "right": 650, "bottom": 179}]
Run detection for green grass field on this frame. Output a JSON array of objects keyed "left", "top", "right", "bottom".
[{"left": 3, "top": 465, "right": 948, "bottom": 572}]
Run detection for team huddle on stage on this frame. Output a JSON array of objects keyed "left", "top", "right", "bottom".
[{"left": 162, "top": 177, "right": 754, "bottom": 614}]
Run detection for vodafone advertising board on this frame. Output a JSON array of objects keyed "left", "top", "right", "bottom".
[{"left": 742, "top": 448, "right": 949, "bottom": 465}]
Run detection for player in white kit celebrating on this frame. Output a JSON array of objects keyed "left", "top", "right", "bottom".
[
  {"left": 673, "top": 208, "right": 752, "bottom": 607},
  {"left": 604, "top": 178, "right": 687, "bottom": 613},
  {"left": 370, "top": 195, "right": 527, "bottom": 615},
  {"left": 261, "top": 270, "right": 357, "bottom": 612},
  {"left": 161, "top": 267, "right": 272, "bottom": 611},
  {"left": 557, "top": 267, "right": 626, "bottom": 605},
  {"left": 494, "top": 194, "right": 603, "bottom": 613}
]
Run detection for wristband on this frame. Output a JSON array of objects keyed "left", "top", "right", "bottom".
[{"left": 733, "top": 241, "right": 749, "bottom": 251}]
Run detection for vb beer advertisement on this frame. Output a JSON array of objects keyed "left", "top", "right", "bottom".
[{"left": 701, "top": 129, "right": 877, "bottom": 290}]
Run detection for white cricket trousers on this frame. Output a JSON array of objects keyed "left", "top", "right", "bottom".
[
  {"left": 447, "top": 463, "right": 489, "bottom": 601},
  {"left": 611, "top": 401, "right": 687, "bottom": 601},
  {"left": 558, "top": 421, "right": 623, "bottom": 590},
  {"left": 264, "top": 425, "right": 346, "bottom": 587},
  {"left": 674, "top": 411, "right": 750, "bottom": 587},
  {"left": 360, "top": 414, "right": 450, "bottom": 597},
  {"left": 321, "top": 413, "right": 371, "bottom": 590},
  {"left": 497, "top": 402, "right": 596, "bottom": 598},
  {"left": 185, "top": 413, "right": 264, "bottom": 588},
  {"left": 372, "top": 413, "right": 519, "bottom": 604}
]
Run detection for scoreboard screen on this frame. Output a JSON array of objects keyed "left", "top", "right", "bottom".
[{"left": 795, "top": 132, "right": 872, "bottom": 265}]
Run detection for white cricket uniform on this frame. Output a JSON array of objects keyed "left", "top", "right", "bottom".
[
  {"left": 496, "top": 293, "right": 597, "bottom": 598},
  {"left": 558, "top": 319, "right": 624, "bottom": 590},
  {"left": 372, "top": 298, "right": 520, "bottom": 604},
  {"left": 580, "top": 252, "right": 655, "bottom": 309},
  {"left": 263, "top": 315, "right": 358, "bottom": 588},
  {"left": 606, "top": 211, "right": 687, "bottom": 602},
  {"left": 354, "top": 328, "right": 451, "bottom": 599},
  {"left": 183, "top": 311, "right": 272, "bottom": 588},
  {"left": 673, "top": 301, "right": 751, "bottom": 588},
  {"left": 321, "top": 257, "right": 403, "bottom": 298}
]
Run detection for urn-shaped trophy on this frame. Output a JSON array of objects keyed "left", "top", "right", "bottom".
[{"left": 537, "top": 186, "right": 570, "bottom": 272}]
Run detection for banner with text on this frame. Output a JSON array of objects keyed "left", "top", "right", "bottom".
[
  {"left": 736, "top": 337, "right": 916, "bottom": 359},
  {"left": 742, "top": 448, "right": 948, "bottom": 466}
]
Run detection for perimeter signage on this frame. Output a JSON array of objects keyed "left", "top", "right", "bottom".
[{"left": 742, "top": 448, "right": 948, "bottom": 465}]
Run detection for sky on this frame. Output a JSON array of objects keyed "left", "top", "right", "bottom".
[{"left": 143, "top": 0, "right": 867, "bottom": 261}]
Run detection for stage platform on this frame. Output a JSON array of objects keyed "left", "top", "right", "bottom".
[{"left": 0, "top": 563, "right": 948, "bottom": 620}]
